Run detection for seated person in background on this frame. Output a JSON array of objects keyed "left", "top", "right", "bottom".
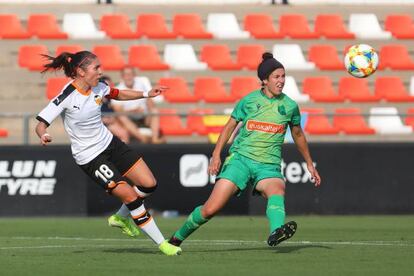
[
  {"left": 100, "top": 75, "right": 130, "bottom": 144},
  {"left": 111, "top": 67, "right": 165, "bottom": 144}
]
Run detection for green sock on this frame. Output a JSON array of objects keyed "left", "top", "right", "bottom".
[
  {"left": 174, "top": 206, "right": 209, "bottom": 241},
  {"left": 266, "top": 195, "right": 285, "bottom": 233}
]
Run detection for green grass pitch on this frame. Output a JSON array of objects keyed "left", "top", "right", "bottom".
[{"left": 0, "top": 216, "right": 413, "bottom": 276}]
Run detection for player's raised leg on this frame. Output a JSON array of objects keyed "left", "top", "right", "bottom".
[{"left": 169, "top": 179, "right": 238, "bottom": 246}]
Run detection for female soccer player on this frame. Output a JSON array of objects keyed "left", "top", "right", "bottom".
[
  {"left": 169, "top": 53, "right": 321, "bottom": 247},
  {"left": 35, "top": 51, "right": 181, "bottom": 256}
]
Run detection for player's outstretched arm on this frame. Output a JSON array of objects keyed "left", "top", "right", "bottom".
[
  {"left": 208, "top": 117, "right": 238, "bottom": 176},
  {"left": 291, "top": 125, "right": 321, "bottom": 186},
  {"left": 115, "top": 86, "right": 168, "bottom": 101},
  {"left": 35, "top": 121, "right": 52, "bottom": 146}
]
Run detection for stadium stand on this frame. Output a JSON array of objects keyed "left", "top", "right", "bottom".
[
  {"left": 27, "top": 14, "right": 68, "bottom": 39},
  {"left": 349, "top": 13, "right": 392, "bottom": 39},
  {"left": 339, "top": 77, "right": 381, "bottom": 102},
  {"left": 18, "top": 44, "right": 49, "bottom": 71},
  {"left": 158, "top": 77, "right": 198, "bottom": 103},
  {"left": 187, "top": 108, "right": 214, "bottom": 135},
  {"left": 200, "top": 44, "right": 242, "bottom": 70},
  {"left": 173, "top": 14, "right": 213, "bottom": 39},
  {"left": 279, "top": 14, "right": 319, "bottom": 39},
  {"left": 384, "top": 14, "right": 414, "bottom": 39},
  {"left": 333, "top": 108, "right": 376, "bottom": 135},
  {"left": 100, "top": 14, "right": 140, "bottom": 39},
  {"left": 314, "top": 14, "right": 355, "bottom": 39},
  {"left": 374, "top": 77, "right": 414, "bottom": 102},
  {"left": 92, "top": 45, "right": 126, "bottom": 70},
  {"left": 378, "top": 44, "right": 414, "bottom": 70},
  {"left": 159, "top": 108, "right": 192, "bottom": 136},
  {"left": 230, "top": 76, "right": 260, "bottom": 100},
  {"left": 308, "top": 44, "right": 344, "bottom": 70},
  {"left": 272, "top": 44, "right": 315, "bottom": 70},
  {"left": 207, "top": 13, "right": 250, "bottom": 39},
  {"left": 136, "top": 14, "right": 177, "bottom": 39},
  {"left": 236, "top": 44, "right": 265, "bottom": 70},
  {"left": 56, "top": 45, "right": 83, "bottom": 55},
  {"left": 164, "top": 44, "right": 207, "bottom": 70},
  {"left": 46, "top": 77, "right": 70, "bottom": 100},
  {"left": 243, "top": 14, "right": 284, "bottom": 39},
  {"left": 369, "top": 107, "right": 413, "bottom": 135},
  {"left": 0, "top": 14, "right": 31, "bottom": 39},
  {"left": 63, "top": 13, "right": 105, "bottom": 39},
  {"left": 302, "top": 77, "right": 345, "bottom": 102},
  {"left": 128, "top": 45, "right": 170, "bottom": 71},
  {"left": 302, "top": 108, "right": 340, "bottom": 135},
  {"left": 194, "top": 77, "right": 235, "bottom": 103}
]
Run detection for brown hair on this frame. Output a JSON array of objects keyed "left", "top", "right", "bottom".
[{"left": 41, "top": 51, "right": 97, "bottom": 78}]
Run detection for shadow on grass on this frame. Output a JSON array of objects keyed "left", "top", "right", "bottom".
[
  {"left": 100, "top": 248, "right": 158, "bottom": 255},
  {"left": 271, "top": 244, "right": 331, "bottom": 253}
]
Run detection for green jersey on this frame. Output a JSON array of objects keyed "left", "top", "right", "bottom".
[{"left": 229, "top": 89, "right": 301, "bottom": 165}]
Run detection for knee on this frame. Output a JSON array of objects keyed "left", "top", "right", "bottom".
[{"left": 201, "top": 205, "right": 218, "bottom": 219}]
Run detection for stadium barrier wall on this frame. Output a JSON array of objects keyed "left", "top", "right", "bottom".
[{"left": 0, "top": 143, "right": 413, "bottom": 216}]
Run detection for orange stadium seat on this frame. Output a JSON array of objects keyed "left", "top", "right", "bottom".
[
  {"left": 173, "top": 14, "right": 213, "bottom": 39},
  {"left": 314, "top": 14, "right": 355, "bottom": 39},
  {"left": 0, "top": 14, "right": 31, "bottom": 39},
  {"left": 159, "top": 109, "right": 192, "bottom": 136},
  {"left": 194, "top": 77, "right": 235, "bottom": 103},
  {"left": 302, "top": 108, "right": 339, "bottom": 135},
  {"left": 100, "top": 14, "right": 140, "bottom": 39},
  {"left": 158, "top": 77, "right": 198, "bottom": 103},
  {"left": 308, "top": 45, "right": 344, "bottom": 70},
  {"left": 237, "top": 44, "right": 265, "bottom": 70},
  {"left": 27, "top": 14, "right": 68, "bottom": 39},
  {"left": 18, "top": 45, "right": 49, "bottom": 71},
  {"left": 333, "top": 108, "right": 375, "bottom": 135},
  {"left": 374, "top": 76, "right": 414, "bottom": 102},
  {"left": 385, "top": 14, "right": 414, "bottom": 39},
  {"left": 404, "top": 108, "right": 414, "bottom": 130},
  {"left": 128, "top": 45, "right": 170, "bottom": 70},
  {"left": 279, "top": 14, "right": 319, "bottom": 39},
  {"left": 128, "top": 45, "right": 169, "bottom": 70},
  {"left": 46, "top": 77, "right": 71, "bottom": 99},
  {"left": 339, "top": 77, "right": 381, "bottom": 102},
  {"left": 302, "top": 77, "right": 345, "bottom": 102},
  {"left": 136, "top": 14, "right": 176, "bottom": 39},
  {"left": 0, "top": 129, "right": 9, "bottom": 137},
  {"left": 56, "top": 45, "right": 83, "bottom": 55},
  {"left": 200, "top": 45, "right": 242, "bottom": 70},
  {"left": 187, "top": 108, "right": 215, "bottom": 135},
  {"left": 243, "top": 14, "right": 284, "bottom": 39},
  {"left": 230, "top": 76, "right": 260, "bottom": 100},
  {"left": 379, "top": 45, "right": 414, "bottom": 70},
  {"left": 92, "top": 45, "right": 125, "bottom": 70}
]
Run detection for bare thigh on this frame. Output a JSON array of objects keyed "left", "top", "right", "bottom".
[
  {"left": 255, "top": 178, "right": 286, "bottom": 199},
  {"left": 123, "top": 159, "right": 157, "bottom": 188}
]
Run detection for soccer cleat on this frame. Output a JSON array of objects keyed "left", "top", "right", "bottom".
[
  {"left": 159, "top": 240, "right": 182, "bottom": 256},
  {"left": 108, "top": 214, "right": 140, "bottom": 237},
  {"left": 168, "top": 236, "right": 183, "bottom": 247},
  {"left": 267, "top": 221, "right": 297, "bottom": 246}
]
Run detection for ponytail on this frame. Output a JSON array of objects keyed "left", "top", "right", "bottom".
[{"left": 41, "top": 51, "right": 97, "bottom": 78}]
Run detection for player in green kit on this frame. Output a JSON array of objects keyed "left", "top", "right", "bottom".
[{"left": 169, "top": 52, "right": 321, "bottom": 248}]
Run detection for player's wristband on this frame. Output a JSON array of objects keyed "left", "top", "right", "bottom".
[{"left": 143, "top": 91, "right": 149, "bottom": 98}]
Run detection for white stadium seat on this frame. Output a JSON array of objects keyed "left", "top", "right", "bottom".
[
  {"left": 164, "top": 44, "right": 208, "bottom": 71},
  {"left": 272, "top": 44, "right": 315, "bottom": 71},
  {"left": 349, "top": 13, "right": 392, "bottom": 40},
  {"left": 63, "top": 13, "right": 105, "bottom": 39},
  {"left": 207, "top": 13, "right": 250, "bottom": 39},
  {"left": 369, "top": 107, "right": 412, "bottom": 135},
  {"left": 283, "top": 76, "right": 310, "bottom": 103}
]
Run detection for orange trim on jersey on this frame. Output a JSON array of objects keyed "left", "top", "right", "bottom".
[
  {"left": 246, "top": 120, "right": 285, "bottom": 134},
  {"left": 138, "top": 216, "right": 153, "bottom": 228},
  {"left": 72, "top": 82, "right": 91, "bottom": 96},
  {"left": 122, "top": 158, "right": 143, "bottom": 177}
]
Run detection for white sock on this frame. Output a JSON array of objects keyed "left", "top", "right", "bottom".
[
  {"left": 116, "top": 204, "right": 130, "bottom": 217},
  {"left": 133, "top": 186, "right": 152, "bottom": 198},
  {"left": 129, "top": 204, "right": 165, "bottom": 245}
]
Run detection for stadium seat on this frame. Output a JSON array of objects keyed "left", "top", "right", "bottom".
[
  {"left": 128, "top": 45, "right": 169, "bottom": 70},
  {"left": 28, "top": 14, "right": 68, "bottom": 39},
  {"left": 158, "top": 77, "right": 198, "bottom": 103},
  {"left": 339, "top": 77, "right": 381, "bottom": 102},
  {"left": 203, "top": 115, "right": 230, "bottom": 143},
  {"left": 236, "top": 44, "right": 266, "bottom": 70},
  {"left": 136, "top": 14, "right": 176, "bottom": 39},
  {"left": 187, "top": 108, "right": 215, "bottom": 135},
  {"left": 385, "top": 14, "right": 414, "bottom": 39},
  {"left": 207, "top": 13, "right": 250, "bottom": 39},
  {"left": 349, "top": 13, "right": 392, "bottom": 39},
  {"left": 159, "top": 109, "right": 192, "bottom": 136},
  {"left": 0, "top": 129, "right": 8, "bottom": 138},
  {"left": 369, "top": 107, "right": 412, "bottom": 134},
  {"left": 18, "top": 45, "right": 49, "bottom": 71},
  {"left": 63, "top": 13, "right": 105, "bottom": 39},
  {"left": 404, "top": 108, "right": 414, "bottom": 130},
  {"left": 279, "top": 14, "right": 319, "bottom": 39},
  {"left": 56, "top": 45, "right": 83, "bottom": 56},
  {"left": 283, "top": 76, "right": 310, "bottom": 103},
  {"left": 410, "top": 76, "right": 414, "bottom": 96},
  {"left": 173, "top": 14, "right": 213, "bottom": 39},
  {"left": 374, "top": 77, "right": 414, "bottom": 102},
  {"left": 46, "top": 77, "right": 71, "bottom": 99},
  {"left": 0, "top": 14, "right": 31, "bottom": 39},
  {"left": 92, "top": 45, "right": 126, "bottom": 70},
  {"left": 272, "top": 44, "right": 315, "bottom": 70},
  {"left": 333, "top": 108, "right": 375, "bottom": 135},
  {"left": 308, "top": 45, "right": 344, "bottom": 70},
  {"left": 230, "top": 76, "right": 260, "bottom": 100},
  {"left": 302, "top": 108, "right": 339, "bottom": 135},
  {"left": 100, "top": 14, "right": 139, "bottom": 39},
  {"left": 302, "top": 77, "right": 345, "bottom": 102},
  {"left": 194, "top": 77, "right": 235, "bottom": 103},
  {"left": 200, "top": 45, "right": 242, "bottom": 70},
  {"left": 378, "top": 45, "right": 414, "bottom": 70},
  {"left": 243, "top": 14, "right": 284, "bottom": 39},
  {"left": 164, "top": 44, "right": 207, "bottom": 70},
  {"left": 314, "top": 14, "right": 355, "bottom": 39}
]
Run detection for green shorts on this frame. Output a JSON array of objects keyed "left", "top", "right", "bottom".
[{"left": 217, "top": 152, "right": 283, "bottom": 195}]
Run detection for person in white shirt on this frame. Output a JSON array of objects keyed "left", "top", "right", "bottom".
[
  {"left": 35, "top": 50, "right": 181, "bottom": 256},
  {"left": 112, "top": 67, "right": 165, "bottom": 144}
]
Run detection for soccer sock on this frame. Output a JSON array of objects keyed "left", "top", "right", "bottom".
[
  {"left": 266, "top": 195, "right": 286, "bottom": 233},
  {"left": 127, "top": 198, "right": 165, "bottom": 245},
  {"left": 116, "top": 203, "right": 130, "bottom": 217},
  {"left": 173, "top": 206, "right": 209, "bottom": 241}
]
